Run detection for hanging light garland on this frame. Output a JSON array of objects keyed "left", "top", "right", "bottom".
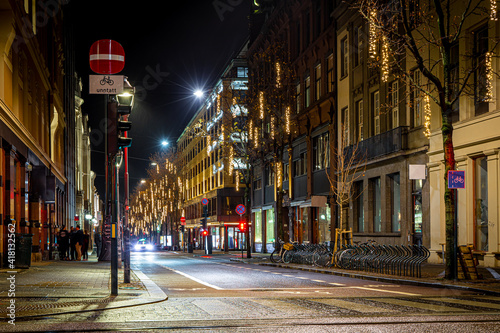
[
  {"left": 259, "top": 91, "right": 264, "bottom": 119},
  {"left": 423, "top": 95, "right": 431, "bottom": 138},
  {"left": 270, "top": 116, "right": 275, "bottom": 140},
  {"left": 485, "top": 51, "right": 494, "bottom": 102},
  {"left": 235, "top": 171, "right": 240, "bottom": 192},
  {"left": 369, "top": 8, "right": 378, "bottom": 59},
  {"left": 381, "top": 35, "right": 390, "bottom": 82},
  {"left": 491, "top": 0, "right": 498, "bottom": 20},
  {"left": 285, "top": 106, "right": 290, "bottom": 135},
  {"left": 229, "top": 145, "right": 234, "bottom": 176},
  {"left": 275, "top": 62, "right": 281, "bottom": 88}
]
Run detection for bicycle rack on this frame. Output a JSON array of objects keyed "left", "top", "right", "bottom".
[{"left": 333, "top": 243, "right": 430, "bottom": 278}]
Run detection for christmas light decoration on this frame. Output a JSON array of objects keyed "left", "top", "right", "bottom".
[
  {"left": 285, "top": 106, "right": 290, "bottom": 134},
  {"left": 270, "top": 116, "right": 275, "bottom": 140},
  {"left": 491, "top": 0, "right": 498, "bottom": 21},
  {"left": 235, "top": 171, "right": 240, "bottom": 192},
  {"left": 259, "top": 91, "right": 264, "bottom": 119},
  {"left": 229, "top": 145, "right": 234, "bottom": 176},
  {"left": 423, "top": 95, "right": 431, "bottom": 138},
  {"left": 275, "top": 62, "right": 281, "bottom": 88},
  {"left": 381, "top": 35, "right": 389, "bottom": 82},
  {"left": 369, "top": 8, "right": 378, "bottom": 59},
  {"left": 485, "top": 51, "right": 494, "bottom": 102}
]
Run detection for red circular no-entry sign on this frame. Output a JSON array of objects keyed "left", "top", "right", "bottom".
[{"left": 89, "top": 39, "right": 125, "bottom": 74}]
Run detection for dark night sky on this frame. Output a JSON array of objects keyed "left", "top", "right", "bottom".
[{"left": 70, "top": 1, "right": 251, "bottom": 196}]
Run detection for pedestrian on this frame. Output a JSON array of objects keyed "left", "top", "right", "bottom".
[
  {"left": 69, "top": 227, "right": 76, "bottom": 260},
  {"left": 82, "top": 230, "right": 90, "bottom": 261},
  {"left": 75, "top": 225, "right": 84, "bottom": 260},
  {"left": 58, "top": 226, "right": 69, "bottom": 260}
]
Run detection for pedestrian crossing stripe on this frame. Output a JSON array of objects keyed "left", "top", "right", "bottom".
[
  {"left": 424, "top": 297, "right": 500, "bottom": 310},
  {"left": 366, "top": 298, "right": 470, "bottom": 312},
  {"left": 251, "top": 298, "right": 319, "bottom": 316},
  {"left": 310, "top": 298, "right": 395, "bottom": 313},
  {"left": 353, "top": 286, "right": 420, "bottom": 296}
]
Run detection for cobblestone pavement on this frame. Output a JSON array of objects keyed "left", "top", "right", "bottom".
[{"left": 0, "top": 250, "right": 499, "bottom": 327}]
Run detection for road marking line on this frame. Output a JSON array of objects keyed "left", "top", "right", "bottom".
[
  {"left": 368, "top": 297, "right": 469, "bottom": 312},
  {"left": 312, "top": 280, "right": 326, "bottom": 283},
  {"left": 329, "top": 282, "right": 346, "bottom": 286},
  {"left": 425, "top": 297, "right": 500, "bottom": 310},
  {"left": 311, "top": 298, "right": 395, "bottom": 313},
  {"left": 158, "top": 264, "right": 223, "bottom": 290},
  {"left": 295, "top": 277, "right": 309, "bottom": 279},
  {"left": 354, "top": 286, "right": 420, "bottom": 296}
]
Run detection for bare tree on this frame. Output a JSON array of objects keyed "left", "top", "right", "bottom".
[{"left": 355, "top": 0, "right": 499, "bottom": 278}]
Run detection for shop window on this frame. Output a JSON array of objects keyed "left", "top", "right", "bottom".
[
  {"left": 389, "top": 173, "right": 401, "bottom": 232},
  {"left": 371, "top": 177, "right": 381, "bottom": 232},
  {"left": 474, "top": 156, "right": 488, "bottom": 251}
]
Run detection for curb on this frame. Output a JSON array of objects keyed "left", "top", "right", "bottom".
[
  {"left": 256, "top": 262, "right": 500, "bottom": 296},
  {"left": 6, "top": 268, "right": 168, "bottom": 321}
]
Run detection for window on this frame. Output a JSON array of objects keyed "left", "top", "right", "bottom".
[
  {"left": 411, "top": 69, "right": 422, "bottom": 127},
  {"left": 389, "top": 173, "right": 401, "bottom": 232},
  {"left": 474, "top": 157, "right": 488, "bottom": 251},
  {"left": 296, "top": 82, "right": 301, "bottom": 113},
  {"left": 293, "top": 152, "right": 307, "bottom": 176},
  {"left": 372, "top": 91, "right": 380, "bottom": 135},
  {"left": 391, "top": 81, "right": 399, "bottom": 128},
  {"left": 315, "top": 64, "right": 322, "bottom": 100},
  {"left": 340, "top": 36, "right": 348, "bottom": 77},
  {"left": 356, "top": 99, "right": 364, "bottom": 141},
  {"left": 305, "top": 75, "right": 311, "bottom": 108},
  {"left": 327, "top": 54, "right": 334, "bottom": 93},
  {"left": 315, "top": 0, "right": 322, "bottom": 37},
  {"left": 474, "top": 26, "right": 489, "bottom": 116},
  {"left": 254, "top": 212, "right": 262, "bottom": 243},
  {"left": 266, "top": 208, "right": 275, "bottom": 244},
  {"left": 354, "top": 26, "right": 362, "bottom": 67},
  {"left": 237, "top": 67, "right": 248, "bottom": 77},
  {"left": 342, "top": 107, "right": 349, "bottom": 145},
  {"left": 355, "top": 181, "right": 364, "bottom": 232},
  {"left": 412, "top": 179, "right": 423, "bottom": 243},
  {"left": 266, "top": 165, "right": 274, "bottom": 186},
  {"left": 283, "top": 162, "right": 289, "bottom": 181},
  {"left": 313, "top": 132, "right": 330, "bottom": 171},
  {"left": 450, "top": 43, "right": 460, "bottom": 123},
  {"left": 371, "top": 177, "right": 381, "bottom": 232},
  {"left": 305, "top": 10, "right": 311, "bottom": 46}
]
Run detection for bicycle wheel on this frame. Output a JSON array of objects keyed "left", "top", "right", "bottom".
[
  {"left": 283, "top": 250, "right": 293, "bottom": 263},
  {"left": 270, "top": 249, "right": 282, "bottom": 263}
]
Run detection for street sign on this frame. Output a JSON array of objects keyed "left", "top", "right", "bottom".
[
  {"left": 201, "top": 198, "right": 209, "bottom": 205},
  {"left": 89, "top": 75, "right": 124, "bottom": 94},
  {"left": 236, "top": 204, "right": 246, "bottom": 215},
  {"left": 89, "top": 39, "right": 125, "bottom": 74},
  {"left": 180, "top": 217, "right": 186, "bottom": 226},
  {"left": 448, "top": 170, "right": 465, "bottom": 189}
]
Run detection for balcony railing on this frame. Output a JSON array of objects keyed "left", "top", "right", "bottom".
[{"left": 345, "top": 126, "right": 409, "bottom": 162}]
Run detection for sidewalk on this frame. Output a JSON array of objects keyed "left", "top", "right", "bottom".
[
  {"left": 227, "top": 251, "right": 500, "bottom": 295},
  {"left": 0, "top": 253, "right": 167, "bottom": 320}
]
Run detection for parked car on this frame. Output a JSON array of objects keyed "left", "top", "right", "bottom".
[{"left": 133, "top": 240, "right": 154, "bottom": 251}]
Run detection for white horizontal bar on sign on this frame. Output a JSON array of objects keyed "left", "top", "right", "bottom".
[{"left": 90, "top": 54, "right": 125, "bottom": 61}]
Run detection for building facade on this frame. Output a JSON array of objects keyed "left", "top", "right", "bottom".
[
  {"left": 0, "top": 0, "right": 68, "bottom": 265},
  {"left": 177, "top": 44, "right": 249, "bottom": 251}
]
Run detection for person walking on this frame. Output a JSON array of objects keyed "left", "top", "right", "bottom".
[
  {"left": 69, "top": 227, "right": 76, "bottom": 261},
  {"left": 58, "top": 226, "right": 69, "bottom": 260},
  {"left": 82, "top": 230, "right": 90, "bottom": 261},
  {"left": 75, "top": 225, "right": 84, "bottom": 261}
]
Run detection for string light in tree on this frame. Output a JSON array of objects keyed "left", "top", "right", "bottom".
[
  {"left": 369, "top": 8, "right": 378, "bottom": 59},
  {"left": 275, "top": 62, "right": 281, "bottom": 88},
  {"left": 381, "top": 35, "right": 390, "bottom": 82},
  {"left": 259, "top": 91, "right": 264, "bottom": 119},
  {"left": 485, "top": 51, "right": 494, "bottom": 102},
  {"left": 270, "top": 116, "right": 275, "bottom": 140},
  {"left": 491, "top": 0, "right": 498, "bottom": 20},
  {"left": 423, "top": 95, "right": 431, "bottom": 138},
  {"left": 235, "top": 171, "right": 240, "bottom": 192},
  {"left": 229, "top": 145, "right": 234, "bottom": 176},
  {"left": 285, "top": 106, "right": 290, "bottom": 135}
]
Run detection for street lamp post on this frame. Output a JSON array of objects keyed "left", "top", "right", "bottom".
[{"left": 117, "top": 79, "right": 135, "bottom": 285}]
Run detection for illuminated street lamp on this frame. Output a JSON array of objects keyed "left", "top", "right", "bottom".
[{"left": 194, "top": 89, "right": 204, "bottom": 98}]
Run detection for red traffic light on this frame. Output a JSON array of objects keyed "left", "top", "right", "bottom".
[
  {"left": 238, "top": 222, "right": 246, "bottom": 232},
  {"left": 202, "top": 230, "right": 208, "bottom": 237}
]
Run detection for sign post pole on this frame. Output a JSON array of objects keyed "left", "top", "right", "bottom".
[{"left": 448, "top": 170, "right": 465, "bottom": 281}]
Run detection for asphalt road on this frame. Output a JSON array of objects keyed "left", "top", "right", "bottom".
[{"left": 7, "top": 251, "right": 500, "bottom": 332}]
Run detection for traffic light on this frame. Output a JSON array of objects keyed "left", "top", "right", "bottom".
[
  {"left": 117, "top": 104, "right": 132, "bottom": 149},
  {"left": 239, "top": 222, "right": 246, "bottom": 232},
  {"left": 202, "top": 229, "right": 208, "bottom": 237},
  {"left": 200, "top": 218, "right": 207, "bottom": 230},
  {"left": 107, "top": 101, "right": 132, "bottom": 156}
]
